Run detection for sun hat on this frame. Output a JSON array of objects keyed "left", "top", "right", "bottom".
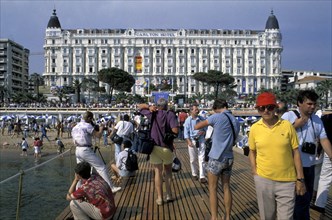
[{"left": 255, "top": 92, "right": 277, "bottom": 107}]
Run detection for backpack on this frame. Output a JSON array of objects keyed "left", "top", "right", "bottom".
[
  {"left": 125, "top": 149, "right": 139, "bottom": 172},
  {"left": 135, "top": 113, "right": 156, "bottom": 155}
]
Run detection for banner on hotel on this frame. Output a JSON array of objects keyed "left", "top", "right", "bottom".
[{"left": 135, "top": 55, "right": 142, "bottom": 73}]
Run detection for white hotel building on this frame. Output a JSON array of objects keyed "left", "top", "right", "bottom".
[{"left": 43, "top": 9, "right": 282, "bottom": 100}]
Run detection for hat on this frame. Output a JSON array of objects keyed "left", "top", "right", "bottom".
[
  {"left": 255, "top": 92, "right": 277, "bottom": 107},
  {"left": 123, "top": 140, "right": 132, "bottom": 148}
]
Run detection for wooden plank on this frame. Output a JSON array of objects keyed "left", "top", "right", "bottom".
[{"left": 57, "top": 141, "right": 332, "bottom": 220}]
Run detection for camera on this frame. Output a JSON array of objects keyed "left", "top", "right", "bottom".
[
  {"left": 301, "top": 142, "right": 316, "bottom": 155},
  {"left": 164, "top": 132, "right": 177, "bottom": 145}
]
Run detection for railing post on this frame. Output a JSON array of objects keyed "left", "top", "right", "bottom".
[{"left": 16, "top": 170, "right": 24, "bottom": 220}]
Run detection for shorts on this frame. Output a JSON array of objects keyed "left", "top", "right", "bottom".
[
  {"left": 119, "top": 169, "right": 136, "bottom": 177},
  {"left": 149, "top": 146, "right": 173, "bottom": 165},
  {"left": 34, "top": 146, "right": 41, "bottom": 154},
  {"left": 207, "top": 157, "right": 233, "bottom": 176}
]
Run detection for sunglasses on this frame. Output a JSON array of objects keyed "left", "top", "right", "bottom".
[{"left": 256, "top": 105, "right": 276, "bottom": 112}]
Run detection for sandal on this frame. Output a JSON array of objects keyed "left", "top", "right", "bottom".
[{"left": 156, "top": 198, "right": 163, "bottom": 206}]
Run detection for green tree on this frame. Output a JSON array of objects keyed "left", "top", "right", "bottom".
[
  {"left": 98, "top": 67, "right": 135, "bottom": 103},
  {"left": 192, "top": 70, "right": 237, "bottom": 99},
  {"left": 0, "top": 85, "right": 9, "bottom": 103},
  {"left": 82, "top": 78, "right": 98, "bottom": 103},
  {"left": 29, "top": 73, "right": 43, "bottom": 102},
  {"left": 316, "top": 79, "right": 332, "bottom": 108}
]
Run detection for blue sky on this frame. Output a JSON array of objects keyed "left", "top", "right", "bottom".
[{"left": 0, "top": 0, "right": 331, "bottom": 73}]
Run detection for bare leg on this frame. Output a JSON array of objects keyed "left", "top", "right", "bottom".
[
  {"left": 164, "top": 163, "right": 173, "bottom": 198},
  {"left": 221, "top": 174, "right": 232, "bottom": 220},
  {"left": 208, "top": 171, "right": 219, "bottom": 220},
  {"left": 154, "top": 164, "right": 163, "bottom": 202}
]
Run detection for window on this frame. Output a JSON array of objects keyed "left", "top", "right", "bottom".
[
  {"left": 225, "top": 48, "right": 230, "bottom": 56},
  {"left": 191, "top": 49, "right": 195, "bottom": 54},
  {"left": 237, "top": 49, "right": 242, "bottom": 55},
  {"left": 168, "top": 58, "right": 172, "bottom": 64},
  {"left": 156, "top": 49, "right": 160, "bottom": 54},
  {"left": 168, "top": 48, "right": 172, "bottom": 54}
]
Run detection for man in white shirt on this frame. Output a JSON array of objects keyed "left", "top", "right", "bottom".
[{"left": 111, "top": 114, "right": 134, "bottom": 161}]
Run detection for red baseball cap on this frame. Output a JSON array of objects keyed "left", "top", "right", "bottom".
[{"left": 255, "top": 92, "right": 278, "bottom": 107}]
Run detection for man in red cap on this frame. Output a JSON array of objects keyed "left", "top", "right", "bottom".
[{"left": 248, "top": 92, "right": 306, "bottom": 220}]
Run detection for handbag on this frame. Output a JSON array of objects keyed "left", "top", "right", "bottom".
[
  {"left": 111, "top": 133, "right": 123, "bottom": 145},
  {"left": 172, "top": 156, "right": 182, "bottom": 172},
  {"left": 111, "top": 120, "right": 125, "bottom": 145}
]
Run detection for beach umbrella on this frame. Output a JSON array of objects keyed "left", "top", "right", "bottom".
[
  {"left": 66, "top": 115, "right": 77, "bottom": 122},
  {"left": 0, "top": 115, "right": 15, "bottom": 121},
  {"left": 236, "top": 117, "right": 245, "bottom": 124},
  {"left": 246, "top": 116, "right": 257, "bottom": 121}
]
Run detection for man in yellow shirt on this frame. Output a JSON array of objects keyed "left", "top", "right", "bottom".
[{"left": 249, "top": 92, "right": 306, "bottom": 220}]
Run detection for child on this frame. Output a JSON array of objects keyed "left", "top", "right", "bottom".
[
  {"left": 33, "top": 137, "right": 43, "bottom": 158},
  {"left": 55, "top": 137, "right": 65, "bottom": 155},
  {"left": 21, "top": 137, "right": 28, "bottom": 156}
]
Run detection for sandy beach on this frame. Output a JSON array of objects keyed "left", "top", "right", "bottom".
[{"left": 0, "top": 128, "right": 113, "bottom": 160}]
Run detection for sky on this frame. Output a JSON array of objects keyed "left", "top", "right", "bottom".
[{"left": 0, "top": 0, "right": 331, "bottom": 74}]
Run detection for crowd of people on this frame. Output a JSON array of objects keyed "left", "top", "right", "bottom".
[{"left": 1, "top": 89, "right": 331, "bottom": 220}]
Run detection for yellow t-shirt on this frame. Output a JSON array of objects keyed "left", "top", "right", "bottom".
[{"left": 248, "top": 119, "right": 299, "bottom": 181}]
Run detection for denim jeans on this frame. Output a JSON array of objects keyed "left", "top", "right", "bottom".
[{"left": 293, "top": 166, "right": 315, "bottom": 220}]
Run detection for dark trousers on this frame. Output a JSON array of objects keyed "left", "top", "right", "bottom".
[{"left": 294, "top": 166, "right": 315, "bottom": 220}]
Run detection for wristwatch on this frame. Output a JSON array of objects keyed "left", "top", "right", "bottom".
[{"left": 297, "top": 178, "right": 305, "bottom": 183}]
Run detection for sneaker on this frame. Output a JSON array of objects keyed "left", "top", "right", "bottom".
[
  {"left": 310, "top": 205, "right": 325, "bottom": 213},
  {"left": 156, "top": 198, "right": 163, "bottom": 206},
  {"left": 166, "top": 195, "right": 174, "bottom": 203},
  {"left": 200, "top": 178, "right": 207, "bottom": 184},
  {"left": 192, "top": 175, "right": 199, "bottom": 181},
  {"left": 112, "top": 186, "right": 122, "bottom": 193}
]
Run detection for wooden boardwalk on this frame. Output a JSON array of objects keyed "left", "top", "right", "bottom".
[{"left": 57, "top": 141, "right": 331, "bottom": 220}]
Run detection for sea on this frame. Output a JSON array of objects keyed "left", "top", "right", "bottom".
[{"left": 0, "top": 148, "right": 112, "bottom": 220}]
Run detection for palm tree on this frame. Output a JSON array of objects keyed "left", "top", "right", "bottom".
[{"left": 316, "top": 79, "right": 332, "bottom": 108}]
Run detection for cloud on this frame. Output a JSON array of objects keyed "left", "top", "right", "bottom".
[{"left": 0, "top": 0, "right": 331, "bottom": 73}]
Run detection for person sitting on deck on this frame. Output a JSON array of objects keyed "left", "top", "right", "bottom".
[
  {"left": 110, "top": 140, "right": 137, "bottom": 183},
  {"left": 66, "top": 161, "right": 116, "bottom": 220}
]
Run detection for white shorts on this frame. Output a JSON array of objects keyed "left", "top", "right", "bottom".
[{"left": 34, "top": 146, "right": 41, "bottom": 154}]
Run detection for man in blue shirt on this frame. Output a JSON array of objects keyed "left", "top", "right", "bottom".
[
  {"left": 282, "top": 90, "right": 332, "bottom": 220},
  {"left": 195, "top": 99, "right": 240, "bottom": 220}
]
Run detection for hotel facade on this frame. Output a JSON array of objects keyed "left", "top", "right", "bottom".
[{"left": 43, "top": 9, "right": 282, "bottom": 101}]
